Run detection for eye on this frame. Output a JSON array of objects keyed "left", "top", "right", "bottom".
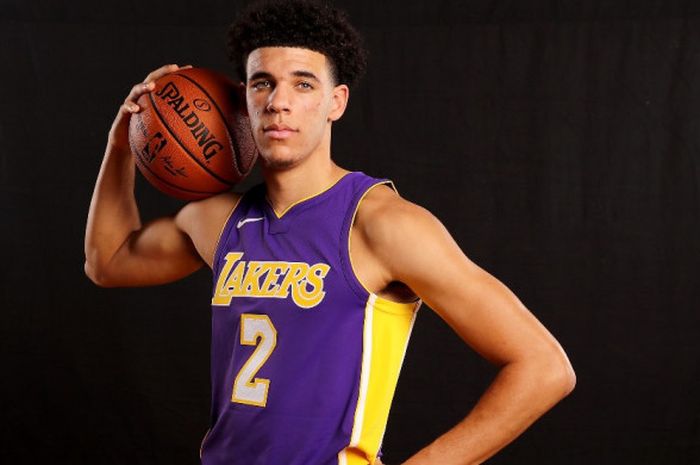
[
  {"left": 251, "top": 80, "right": 271, "bottom": 91},
  {"left": 297, "top": 81, "right": 313, "bottom": 90}
]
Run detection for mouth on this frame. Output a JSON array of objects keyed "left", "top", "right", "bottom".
[{"left": 263, "top": 123, "right": 298, "bottom": 140}]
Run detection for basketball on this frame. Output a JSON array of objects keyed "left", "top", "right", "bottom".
[{"left": 128, "top": 67, "right": 258, "bottom": 200}]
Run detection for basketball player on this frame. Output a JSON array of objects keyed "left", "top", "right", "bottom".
[{"left": 84, "top": 1, "right": 575, "bottom": 464}]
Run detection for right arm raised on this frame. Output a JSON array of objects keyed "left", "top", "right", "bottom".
[{"left": 84, "top": 64, "right": 204, "bottom": 287}]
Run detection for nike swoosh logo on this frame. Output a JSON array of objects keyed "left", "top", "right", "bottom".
[{"left": 237, "top": 217, "right": 265, "bottom": 229}]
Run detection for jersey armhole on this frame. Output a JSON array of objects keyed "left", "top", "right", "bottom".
[
  {"left": 211, "top": 195, "right": 243, "bottom": 274},
  {"left": 341, "top": 181, "right": 420, "bottom": 313}
]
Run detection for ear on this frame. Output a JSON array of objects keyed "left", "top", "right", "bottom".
[{"left": 328, "top": 84, "right": 349, "bottom": 122}]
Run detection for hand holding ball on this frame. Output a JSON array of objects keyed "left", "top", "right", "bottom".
[{"left": 128, "top": 67, "right": 258, "bottom": 200}]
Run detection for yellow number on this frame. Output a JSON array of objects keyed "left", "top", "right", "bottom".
[{"left": 232, "top": 314, "right": 277, "bottom": 407}]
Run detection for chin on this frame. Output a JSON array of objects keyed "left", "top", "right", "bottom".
[
  {"left": 259, "top": 147, "right": 302, "bottom": 170},
  {"left": 261, "top": 157, "right": 299, "bottom": 170}
]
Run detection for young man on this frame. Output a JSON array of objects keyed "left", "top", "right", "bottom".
[{"left": 84, "top": 1, "right": 575, "bottom": 464}]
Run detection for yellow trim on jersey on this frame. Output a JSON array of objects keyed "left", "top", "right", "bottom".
[
  {"left": 267, "top": 172, "right": 352, "bottom": 219},
  {"left": 199, "top": 428, "right": 210, "bottom": 459},
  {"left": 339, "top": 294, "right": 419, "bottom": 465},
  {"left": 346, "top": 180, "right": 406, "bottom": 298}
]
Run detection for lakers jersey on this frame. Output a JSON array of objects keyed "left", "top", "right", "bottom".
[{"left": 202, "top": 171, "right": 420, "bottom": 465}]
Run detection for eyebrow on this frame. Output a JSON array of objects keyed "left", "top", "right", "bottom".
[
  {"left": 291, "top": 70, "right": 320, "bottom": 82},
  {"left": 248, "top": 71, "right": 273, "bottom": 82},
  {"left": 248, "top": 70, "right": 321, "bottom": 82}
]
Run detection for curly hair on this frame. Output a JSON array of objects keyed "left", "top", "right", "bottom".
[{"left": 227, "top": 0, "right": 367, "bottom": 87}]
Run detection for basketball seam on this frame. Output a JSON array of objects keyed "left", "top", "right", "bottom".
[
  {"left": 129, "top": 127, "right": 222, "bottom": 196},
  {"left": 147, "top": 88, "right": 235, "bottom": 186},
  {"left": 176, "top": 72, "right": 245, "bottom": 176}
]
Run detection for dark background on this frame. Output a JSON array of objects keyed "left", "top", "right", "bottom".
[{"left": 2, "top": 0, "right": 699, "bottom": 464}]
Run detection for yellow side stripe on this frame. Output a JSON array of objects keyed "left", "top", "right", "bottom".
[
  {"left": 376, "top": 301, "right": 420, "bottom": 451},
  {"left": 339, "top": 295, "right": 419, "bottom": 465},
  {"left": 351, "top": 294, "right": 377, "bottom": 446}
]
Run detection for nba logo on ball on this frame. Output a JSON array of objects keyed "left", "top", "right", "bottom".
[{"left": 128, "top": 67, "right": 258, "bottom": 200}]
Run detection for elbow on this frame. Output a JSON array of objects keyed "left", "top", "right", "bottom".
[
  {"left": 541, "top": 348, "right": 576, "bottom": 400},
  {"left": 84, "top": 259, "right": 116, "bottom": 288},
  {"left": 563, "top": 358, "right": 577, "bottom": 395},
  {"left": 84, "top": 244, "right": 121, "bottom": 287},
  {"left": 554, "top": 359, "right": 576, "bottom": 399}
]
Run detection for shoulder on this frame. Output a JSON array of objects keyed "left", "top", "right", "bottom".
[
  {"left": 176, "top": 191, "right": 242, "bottom": 228},
  {"left": 355, "top": 184, "right": 453, "bottom": 276},
  {"left": 355, "top": 184, "right": 448, "bottom": 246},
  {"left": 174, "top": 191, "right": 242, "bottom": 267}
]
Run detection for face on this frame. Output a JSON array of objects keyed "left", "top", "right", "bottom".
[{"left": 245, "top": 47, "right": 349, "bottom": 170}]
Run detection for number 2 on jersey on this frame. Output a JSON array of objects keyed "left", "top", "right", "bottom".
[{"left": 231, "top": 314, "right": 277, "bottom": 407}]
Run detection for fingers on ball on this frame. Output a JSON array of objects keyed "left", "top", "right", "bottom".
[
  {"left": 126, "top": 81, "right": 152, "bottom": 105},
  {"left": 145, "top": 63, "right": 180, "bottom": 82},
  {"left": 127, "top": 64, "right": 186, "bottom": 113},
  {"left": 122, "top": 102, "right": 139, "bottom": 113}
]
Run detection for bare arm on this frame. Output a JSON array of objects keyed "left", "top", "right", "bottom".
[
  {"left": 84, "top": 64, "right": 204, "bottom": 287},
  {"left": 356, "top": 190, "right": 576, "bottom": 465}
]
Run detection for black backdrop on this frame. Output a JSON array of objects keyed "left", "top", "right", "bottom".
[{"left": 2, "top": 1, "right": 699, "bottom": 464}]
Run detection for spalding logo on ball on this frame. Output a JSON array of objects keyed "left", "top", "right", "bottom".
[{"left": 128, "top": 67, "right": 258, "bottom": 200}]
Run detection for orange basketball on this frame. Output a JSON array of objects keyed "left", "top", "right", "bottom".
[{"left": 128, "top": 67, "right": 258, "bottom": 200}]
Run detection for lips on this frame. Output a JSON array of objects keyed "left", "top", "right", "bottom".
[{"left": 263, "top": 123, "right": 298, "bottom": 140}]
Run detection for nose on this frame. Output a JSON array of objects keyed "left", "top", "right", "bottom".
[{"left": 266, "top": 85, "right": 291, "bottom": 114}]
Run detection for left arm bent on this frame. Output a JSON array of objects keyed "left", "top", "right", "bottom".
[{"left": 357, "top": 191, "right": 575, "bottom": 465}]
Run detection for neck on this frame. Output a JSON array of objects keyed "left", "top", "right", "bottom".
[{"left": 261, "top": 140, "right": 349, "bottom": 216}]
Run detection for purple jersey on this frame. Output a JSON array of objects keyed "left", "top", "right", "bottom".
[{"left": 202, "top": 171, "right": 420, "bottom": 465}]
